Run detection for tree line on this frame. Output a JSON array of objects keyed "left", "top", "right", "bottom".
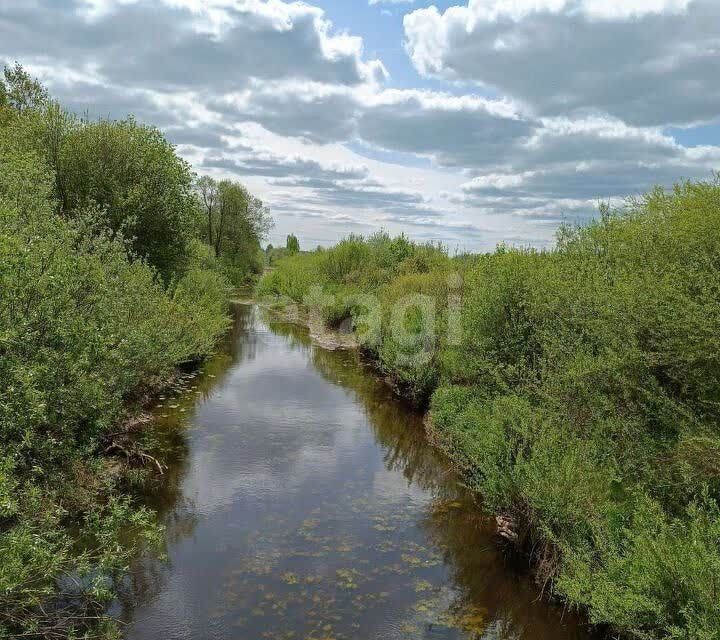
[{"left": 1, "top": 62, "right": 272, "bottom": 284}]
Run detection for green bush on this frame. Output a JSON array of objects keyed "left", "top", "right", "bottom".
[
  {"left": 59, "top": 118, "right": 198, "bottom": 281},
  {"left": 431, "top": 178, "right": 720, "bottom": 639},
  {"left": 375, "top": 269, "right": 453, "bottom": 400},
  {"left": 559, "top": 496, "right": 720, "bottom": 639},
  {"left": 0, "top": 66, "right": 233, "bottom": 637},
  {"left": 262, "top": 177, "right": 720, "bottom": 638},
  {"left": 256, "top": 231, "right": 456, "bottom": 400},
  {"left": 0, "top": 201, "right": 228, "bottom": 466}
]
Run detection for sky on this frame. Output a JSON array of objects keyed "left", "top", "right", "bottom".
[{"left": 1, "top": 0, "right": 719, "bottom": 251}]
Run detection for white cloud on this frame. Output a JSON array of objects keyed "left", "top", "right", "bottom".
[
  {"left": 2, "top": 0, "right": 387, "bottom": 90},
  {"left": 404, "top": 0, "right": 720, "bottom": 126},
  {"left": 209, "top": 81, "right": 533, "bottom": 164},
  {"left": 2, "top": 0, "right": 719, "bottom": 251},
  {"left": 579, "top": 0, "right": 692, "bottom": 20},
  {"left": 435, "top": 0, "right": 692, "bottom": 22}
]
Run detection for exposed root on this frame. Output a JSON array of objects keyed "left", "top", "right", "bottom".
[
  {"left": 533, "top": 538, "right": 562, "bottom": 596},
  {"left": 495, "top": 514, "right": 519, "bottom": 542},
  {"left": 102, "top": 439, "right": 165, "bottom": 475}
]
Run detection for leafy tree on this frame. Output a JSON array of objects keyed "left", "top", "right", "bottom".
[
  {"left": 0, "top": 62, "right": 48, "bottom": 113},
  {"left": 0, "top": 65, "right": 75, "bottom": 214},
  {"left": 197, "top": 174, "right": 219, "bottom": 251},
  {"left": 194, "top": 176, "right": 272, "bottom": 283},
  {"left": 286, "top": 233, "right": 300, "bottom": 254},
  {"left": 59, "top": 118, "right": 197, "bottom": 280},
  {"left": 42, "top": 102, "right": 76, "bottom": 213}
]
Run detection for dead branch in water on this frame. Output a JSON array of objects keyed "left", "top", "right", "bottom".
[{"left": 102, "top": 439, "right": 165, "bottom": 475}]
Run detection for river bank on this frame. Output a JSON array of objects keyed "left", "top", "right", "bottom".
[
  {"left": 255, "top": 200, "right": 720, "bottom": 640},
  {"left": 117, "top": 302, "right": 591, "bottom": 640},
  {"left": 257, "top": 296, "right": 581, "bottom": 595},
  {"left": 0, "top": 68, "right": 267, "bottom": 639}
]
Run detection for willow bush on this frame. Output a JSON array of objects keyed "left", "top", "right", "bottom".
[
  {"left": 0, "top": 66, "right": 231, "bottom": 637},
  {"left": 259, "top": 178, "right": 720, "bottom": 639}
]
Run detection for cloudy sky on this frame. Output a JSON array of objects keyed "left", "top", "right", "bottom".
[{"left": 2, "top": 0, "right": 719, "bottom": 250}]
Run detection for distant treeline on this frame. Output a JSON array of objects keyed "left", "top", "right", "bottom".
[
  {"left": 0, "top": 65, "right": 270, "bottom": 637},
  {"left": 258, "top": 181, "right": 720, "bottom": 639}
]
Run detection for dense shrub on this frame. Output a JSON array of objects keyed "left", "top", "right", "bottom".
[
  {"left": 431, "top": 179, "right": 720, "bottom": 639},
  {"left": 259, "top": 178, "right": 720, "bottom": 639},
  {"left": 257, "top": 232, "right": 457, "bottom": 400},
  {"left": 0, "top": 66, "right": 235, "bottom": 637},
  {"left": 59, "top": 118, "right": 198, "bottom": 281},
  {"left": 0, "top": 187, "right": 228, "bottom": 469}
]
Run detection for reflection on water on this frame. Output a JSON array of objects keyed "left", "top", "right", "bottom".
[{"left": 121, "top": 304, "right": 590, "bottom": 640}]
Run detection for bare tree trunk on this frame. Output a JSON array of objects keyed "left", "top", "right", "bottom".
[{"left": 215, "top": 201, "right": 225, "bottom": 258}]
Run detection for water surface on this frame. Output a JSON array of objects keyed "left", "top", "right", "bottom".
[{"left": 122, "top": 304, "right": 589, "bottom": 640}]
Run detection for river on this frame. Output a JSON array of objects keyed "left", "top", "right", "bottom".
[{"left": 119, "top": 303, "right": 590, "bottom": 640}]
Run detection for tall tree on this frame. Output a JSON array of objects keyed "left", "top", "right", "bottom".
[
  {"left": 197, "top": 175, "right": 219, "bottom": 252},
  {"left": 60, "top": 118, "right": 197, "bottom": 280},
  {"left": 286, "top": 233, "right": 300, "bottom": 254},
  {"left": 0, "top": 63, "right": 48, "bottom": 113},
  {"left": 0, "top": 65, "right": 75, "bottom": 214},
  {"left": 194, "top": 176, "right": 273, "bottom": 282}
]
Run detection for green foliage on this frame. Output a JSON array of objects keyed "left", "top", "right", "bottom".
[
  {"left": 286, "top": 233, "right": 300, "bottom": 254},
  {"left": 257, "top": 250, "right": 323, "bottom": 302},
  {"left": 0, "top": 65, "right": 234, "bottom": 637},
  {"left": 257, "top": 231, "right": 456, "bottom": 401},
  {"left": 0, "top": 62, "right": 48, "bottom": 114},
  {"left": 59, "top": 117, "right": 198, "bottom": 281},
  {"left": 0, "top": 483, "right": 162, "bottom": 639},
  {"left": 431, "top": 178, "right": 720, "bottom": 639},
  {"left": 559, "top": 495, "right": 720, "bottom": 639},
  {"left": 375, "top": 267, "right": 453, "bottom": 401},
  {"left": 0, "top": 183, "right": 229, "bottom": 635},
  {"left": 263, "top": 178, "right": 720, "bottom": 638},
  {"left": 264, "top": 244, "right": 292, "bottom": 266},
  {"left": 0, "top": 202, "right": 228, "bottom": 465},
  {"left": 196, "top": 176, "right": 272, "bottom": 284}
]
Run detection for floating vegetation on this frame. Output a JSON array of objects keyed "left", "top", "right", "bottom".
[
  {"left": 335, "top": 568, "right": 361, "bottom": 590},
  {"left": 124, "top": 304, "right": 588, "bottom": 640},
  {"left": 414, "top": 579, "right": 433, "bottom": 592}
]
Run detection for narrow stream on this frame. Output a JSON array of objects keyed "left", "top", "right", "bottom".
[{"left": 120, "top": 303, "right": 590, "bottom": 640}]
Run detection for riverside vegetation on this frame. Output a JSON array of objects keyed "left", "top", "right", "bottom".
[
  {"left": 257, "top": 180, "right": 720, "bottom": 640},
  {"left": 3, "top": 60, "right": 719, "bottom": 640},
  {"left": 0, "top": 66, "right": 270, "bottom": 638}
]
